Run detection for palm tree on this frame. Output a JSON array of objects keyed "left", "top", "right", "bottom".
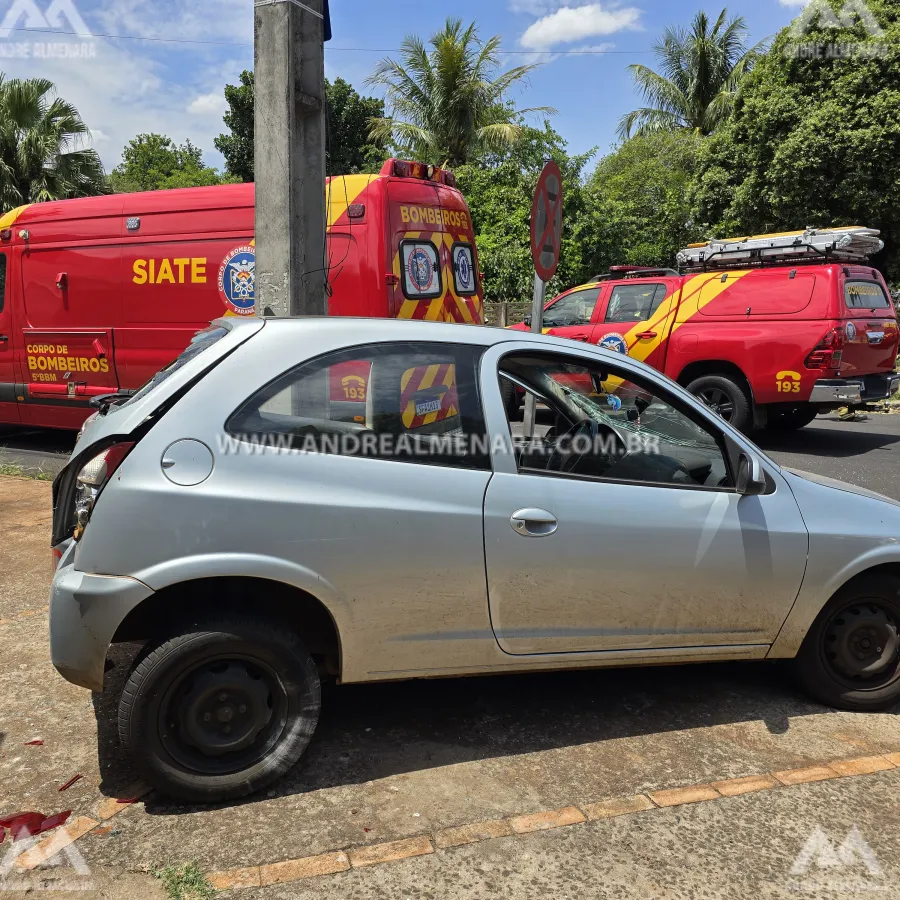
[
  {"left": 618, "top": 9, "right": 762, "bottom": 140},
  {"left": 0, "top": 75, "right": 108, "bottom": 211},
  {"left": 366, "top": 18, "right": 555, "bottom": 168}
]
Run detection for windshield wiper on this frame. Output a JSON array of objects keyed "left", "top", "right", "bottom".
[{"left": 90, "top": 389, "right": 137, "bottom": 415}]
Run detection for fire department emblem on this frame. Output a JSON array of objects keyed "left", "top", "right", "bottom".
[
  {"left": 407, "top": 247, "right": 435, "bottom": 292},
  {"left": 599, "top": 333, "right": 629, "bottom": 355},
  {"left": 218, "top": 245, "right": 256, "bottom": 315}
]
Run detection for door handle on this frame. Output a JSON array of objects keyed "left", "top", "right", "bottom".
[
  {"left": 0, "top": 334, "right": 8, "bottom": 342},
  {"left": 635, "top": 331, "right": 657, "bottom": 339},
  {"left": 510, "top": 508, "right": 558, "bottom": 537},
  {"left": 568, "top": 331, "right": 591, "bottom": 341}
]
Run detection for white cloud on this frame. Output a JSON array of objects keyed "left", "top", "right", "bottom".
[
  {"left": 187, "top": 92, "right": 228, "bottom": 117},
  {"left": 778, "top": 0, "right": 810, "bottom": 6},
  {"left": 520, "top": 3, "right": 642, "bottom": 50}
]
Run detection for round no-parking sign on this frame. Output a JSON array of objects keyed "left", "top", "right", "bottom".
[{"left": 530, "top": 161, "right": 563, "bottom": 282}]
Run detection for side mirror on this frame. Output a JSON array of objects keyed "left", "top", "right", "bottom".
[
  {"left": 523, "top": 315, "right": 532, "bottom": 328},
  {"left": 736, "top": 451, "right": 766, "bottom": 496}
]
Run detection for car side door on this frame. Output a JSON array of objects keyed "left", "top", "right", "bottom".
[
  {"left": 590, "top": 279, "right": 680, "bottom": 370},
  {"left": 481, "top": 343, "right": 809, "bottom": 656},
  {"left": 538, "top": 286, "right": 604, "bottom": 343}
]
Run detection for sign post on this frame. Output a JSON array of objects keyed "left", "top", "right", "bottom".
[{"left": 523, "top": 160, "right": 563, "bottom": 437}]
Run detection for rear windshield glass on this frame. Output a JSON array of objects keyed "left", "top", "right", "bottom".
[
  {"left": 845, "top": 280, "right": 891, "bottom": 309},
  {"left": 117, "top": 325, "right": 230, "bottom": 410}
]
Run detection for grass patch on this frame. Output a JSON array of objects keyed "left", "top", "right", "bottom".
[
  {"left": 152, "top": 863, "right": 216, "bottom": 900},
  {"left": 0, "top": 464, "right": 54, "bottom": 481}
]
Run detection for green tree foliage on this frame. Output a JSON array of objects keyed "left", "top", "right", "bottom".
[
  {"left": 456, "top": 122, "right": 594, "bottom": 303},
  {"left": 619, "top": 9, "right": 761, "bottom": 138},
  {"left": 110, "top": 133, "right": 234, "bottom": 192},
  {"left": 691, "top": 0, "right": 900, "bottom": 280},
  {"left": 325, "top": 77, "right": 389, "bottom": 174},
  {"left": 0, "top": 75, "right": 107, "bottom": 210},
  {"left": 214, "top": 72, "right": 389, "bottom": 181},
  {"left": 214, "top": 69, "right": 254, "bottom": 183},
  {"left": 367, "top": 18, "right": 555, "bottom": 167},
  {"left": 586, "top": 131, "right": 705, "bottom": 273}
]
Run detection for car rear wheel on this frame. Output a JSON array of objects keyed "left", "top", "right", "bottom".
[
  {"left": 118, "top": 616, "right": 320, "bottom": 802},
  {"left": 685, "top": 374, "right": 752, "bottom": 433},
  {"left": 766, "top": 405, "right": 819, "bottom": 431},
  {"left": 793, "top": 573, "right": 900, "bottom": 711}
]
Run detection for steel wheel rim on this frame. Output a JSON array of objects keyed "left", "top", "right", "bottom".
[
  {"left": 820, "top": 600, "right": 900, "bottom": 692},
  {"left": 158, "top": 653, "right": 289, "bottom": 775}
]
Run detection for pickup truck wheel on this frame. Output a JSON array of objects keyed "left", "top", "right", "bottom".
[
  {"left": 793, "top": 573, "right": 900, "bottom": 711},
  {"left": 500, "top": 378, "right": 522, "bottom": 421},
  {"left": 685, "top": 375, "right": 751, "bottom": 433},
  {"left": 118, "top": 617, "right": 320, "bottom": 802},
  {"left": 766, "top": 405, "right": 818, "bottom": 431}
]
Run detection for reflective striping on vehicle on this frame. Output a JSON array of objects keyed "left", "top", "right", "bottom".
[
  {"left": 0, "top": 205, "right": 32, "bottom": 230},
  {"left": 392, "top": 221, "right": 483, "bottom": 325},
  {"left": 326, "top": 174, "right": 382, "bottom": 227},
  {"left": 400, "top": 362, "right": 459, "bottom": 429}
]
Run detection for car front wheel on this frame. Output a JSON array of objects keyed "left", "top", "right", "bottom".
[
  {"left": 793, "top": 573, "right": 900, "bottom": 711},
  {"left": 118, "top": 616, "right": 321, "bottom": 802}
]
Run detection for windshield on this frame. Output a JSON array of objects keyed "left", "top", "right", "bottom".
[{"left": 116, "top": 325, "right": 231, "bottom": 411}]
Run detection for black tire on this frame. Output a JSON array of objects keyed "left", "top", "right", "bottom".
[
  {"left": 766, "top": 405, "right": 818, "bottom": 431},
  {"left": 500, "top": 377, "right": 521, "bottom": 421},
  {"left": 118, "top": 616, "right": 320, "bottom": 802},
  {"left": 686, "top": 374, "right": 752, "bottom": 433},
  {"left": 793, "top": 572, "right": 900, "bottom": 711}
]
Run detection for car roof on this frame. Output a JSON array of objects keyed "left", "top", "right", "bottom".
[{"left": 234, "top": 315, "right": 617, "bottom": 355}]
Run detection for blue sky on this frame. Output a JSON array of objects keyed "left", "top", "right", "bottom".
[{"left": 0, "top": 0, "right": 808, "bottom": 174}]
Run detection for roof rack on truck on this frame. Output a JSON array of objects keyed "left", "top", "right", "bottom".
[
  {"left": 676, "top": 226, "right": 884, "bottom": 271},
  {"left": 588, "top": 266, "right": 680, "bottom": 283}
]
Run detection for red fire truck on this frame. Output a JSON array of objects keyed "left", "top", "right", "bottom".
[
  {"left": 0, "top": 159, "right": 483, "bottom": 430},
  {"left": 509, "top": 227, "right": 899, "bottom": 432}
]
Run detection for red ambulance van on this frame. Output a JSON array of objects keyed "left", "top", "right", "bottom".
[{"left": 0, "top": 159, "right": 483, "bottom": 430}]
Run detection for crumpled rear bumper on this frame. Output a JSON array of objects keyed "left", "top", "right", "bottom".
[{"left": 49, "top": 542, "right": 154, "bottom": 692}]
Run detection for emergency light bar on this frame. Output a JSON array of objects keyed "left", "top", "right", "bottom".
[
  {"left": 383, "top": 158, "right": 457, "bottom": 187},
  {"left": 677, "top": 226, "right": 884, "bottom": 269}
]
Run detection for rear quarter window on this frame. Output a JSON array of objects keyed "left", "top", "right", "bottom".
[{"left": 845, "top": 280, "right": 891, "bottom": 310}]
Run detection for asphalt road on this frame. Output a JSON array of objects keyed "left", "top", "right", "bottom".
[{"left": 4, "top": 412, "right": 899, "bottom": 497}]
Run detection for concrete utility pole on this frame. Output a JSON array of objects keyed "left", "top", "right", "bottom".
[{"left": 254, "top": 0, "right": 328, "bottom": 317}]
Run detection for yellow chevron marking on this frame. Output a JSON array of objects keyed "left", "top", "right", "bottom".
[
  {"left": 398, "top": 299, "right": 418, "bottom": 319},
  {"left": 0, "top": 205, "right": 32, "bottom": 229},
  {"left": 326, "top": 175, "right": 381, "bottom": 228}
]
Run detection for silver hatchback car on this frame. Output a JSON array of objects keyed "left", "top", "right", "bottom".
[{"left": 50, "top": 317, "right": 900, "bottom": 801}]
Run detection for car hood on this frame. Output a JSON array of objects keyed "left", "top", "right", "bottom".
[{"left": 784, "top": 467, "right": 900, "bottom": 511}]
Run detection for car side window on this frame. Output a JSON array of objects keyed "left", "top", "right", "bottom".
[
  {"left": 542, "top": 287, "right": 600, "bottom": 328},
  {"left": 498, "top": 353, "right": 733, "bottom": 490},
  {"left": 0, "top": 253, "right": 6, "bottom": 314},
  {"left": 228, "top": 342, "right": 490, "bottom": 470},
  {"left": 605, "top": 284, "right": 666, "bottom": 323}
]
